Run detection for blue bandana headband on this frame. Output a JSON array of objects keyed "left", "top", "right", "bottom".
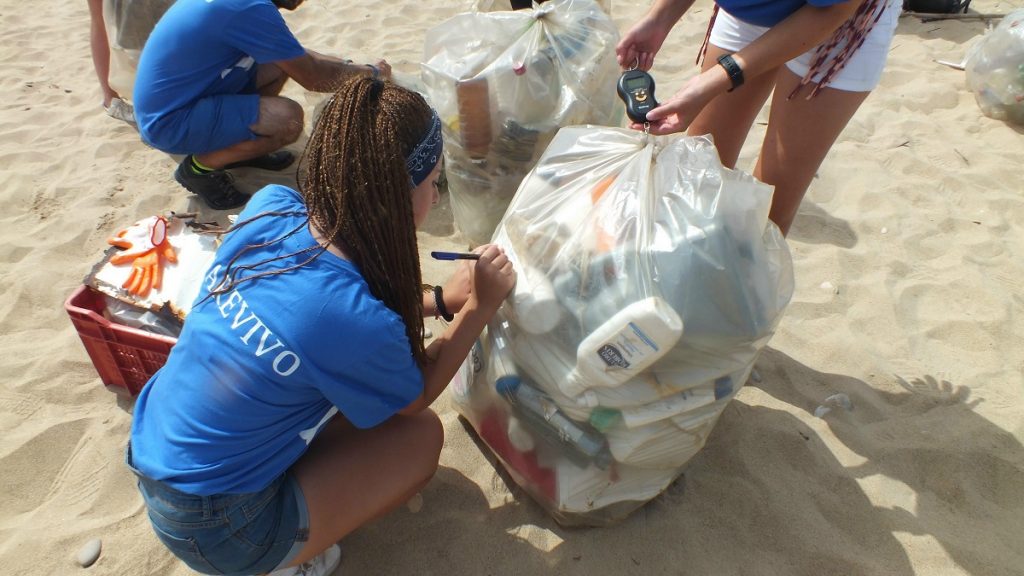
[{"left": 406, "top": 111, "right": 443, "bottom": 187}]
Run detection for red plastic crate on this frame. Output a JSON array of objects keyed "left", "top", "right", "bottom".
[{"left": 64, "top": 285, "right": 177, "bottom": 396}]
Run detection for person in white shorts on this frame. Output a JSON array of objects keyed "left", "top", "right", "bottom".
[{"left": 617, "top": 0, "right": 901, "bottom": 235}]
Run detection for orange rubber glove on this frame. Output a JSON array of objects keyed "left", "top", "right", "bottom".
[{"left": 107, "top": 216, "right": 178, "bottom": 298}]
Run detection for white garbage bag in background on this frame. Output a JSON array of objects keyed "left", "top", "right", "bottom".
[
  {"left": 965, "top": 9, "right": 1024, "bottom": 125},
  {"left": 421, "top": 0, "right": 622, "bottom": 245}
]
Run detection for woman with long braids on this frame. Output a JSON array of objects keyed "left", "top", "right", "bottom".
[
  {"left": 125, "top": 77, "right": 516, "bottom": 576},
  {"left": 617, "top": 0, "right": 901, "bottom": 235}
]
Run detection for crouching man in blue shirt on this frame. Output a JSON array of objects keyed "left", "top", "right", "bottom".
[{"left": 134, "top": 0, "right": 391, "bottom": 210}]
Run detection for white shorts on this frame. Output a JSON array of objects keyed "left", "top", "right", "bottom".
[{"left": 707, "top": 0, "right": 901, "bottom": 92}]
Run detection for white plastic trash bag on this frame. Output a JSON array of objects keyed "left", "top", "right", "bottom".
[
  {"left": 965, "top": 9, "right": 1024, "bottom": 125},
  {"left": 465, "top": 0, "right": 613, "bottom": 16},
  {"left": 421, "top": 0, "right": 622, "bottom": 245},
  {"left": 451, "top": 126, "right": 794, "bottom": 526}
]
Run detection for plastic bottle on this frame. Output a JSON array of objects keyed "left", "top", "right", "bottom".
[
  {"left": 588, "top": 406, "right": 621, "bottom": 432},
  {"left": 486, "top": 320, "right": 520, "bottom": 390},
  {"left": 492, "top": 118, "right": 541, "bottom": 165},
  {"left": 456, "top": 77, "right": 492, "bottom": 159},
  {"left": 562, "top": 297, "right": 684, "bottom": 397},
  {"left": 714, "top": 375, "right": 734, "bottom": 400},
  {"left": 617, "top": 386, "right": 715, "bottom": 429},
  {"left": 578, "top": 374, "right": 670, "bottom": 408},
  {"left": 605, "top": 418, "right": 700, "bottom": 469},
  {"left": 510, "top": 265, "right": 562, "bottom": 335},
  {"left": 502, "top": 48, "right": 560, "bottom": 127},
  {"left": 509, "top": 332, "right": 591, "bottom": 421},
  {"left": 506, "top": 415, "right": 536, "bottom": 452},
  {"left": 510, "top": 332, "right": 574, "bottom": 388},
  {"left": 496, "top": 377, "right": 612, "bottom": 470},
  {"left": 551, "top": 250, "right": 635, "bottom": 333}
]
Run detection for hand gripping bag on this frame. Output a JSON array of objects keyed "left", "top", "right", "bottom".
[{"left": 451, "top": 126, "right": 794, "bottom": 525}]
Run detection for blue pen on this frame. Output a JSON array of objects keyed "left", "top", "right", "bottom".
[{"left": 431, "top": 251, "right": 481, "bottom": 261}]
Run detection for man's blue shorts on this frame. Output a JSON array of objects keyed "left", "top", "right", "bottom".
[
  {"left": 126, "top": 444, "right": 309, "bottom": 575},
  {"left": 140, "top": 64, "right": 262, "bottom": 156}
]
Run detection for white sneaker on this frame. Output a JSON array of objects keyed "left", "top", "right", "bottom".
[{"left": 268, "top": 544, "right": 341, "bottom": 576}]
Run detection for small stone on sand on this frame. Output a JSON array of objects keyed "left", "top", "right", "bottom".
[
  {"left": 76, "top": 538, "right": 102, "bottom": 568},
  {"left": 407, "top": 492, "right": 423, "bottom": 513},
  {"left": 423, "top": 327, "right": 433, "bottom": 339},
  {"left": 820, "top": 281, "right": 839, "bottom": 294}
]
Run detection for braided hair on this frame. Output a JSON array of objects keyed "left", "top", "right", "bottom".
[
  {"left": 207, "top": 76, "right": 433, "bottom": 365},
  {"left": 300, "top": 76, "right": 432, "bottom": 364}
]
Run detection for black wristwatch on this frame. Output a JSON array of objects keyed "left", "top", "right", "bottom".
[
  {"left": 432, "top": 285, "right": 454, "bottom": 322},
  {"left": 717, "top": 54, "right": 744, "bottom": 92}
]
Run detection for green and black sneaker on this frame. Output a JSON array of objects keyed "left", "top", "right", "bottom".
[{"left": 174, "top": 156, "right": 250, "bottom": 210}]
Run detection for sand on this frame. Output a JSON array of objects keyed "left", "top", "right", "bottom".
[{"left": 1, "top": 0, "right": 1022, "bottom": 574}]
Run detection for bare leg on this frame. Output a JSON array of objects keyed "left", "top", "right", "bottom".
[
  {"left": 686, "top": 44, "right": 778, "bottom": 168},
  {"left": 285, "top": 409, "right": 444, "bottom": 566},
  {"left": 255, "top": 63, "right": 290, "bottom": 97},
  {"left": 87, "top": 0, "right": 118, "bottom": 107},
  {"left": 755, "top": 69, "right": 870, "bottom": 235},
  {"left": 193, "top": 96, "right": 304, "bottom": 168}
]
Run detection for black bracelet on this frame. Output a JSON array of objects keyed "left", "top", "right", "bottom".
[
  {"left": 433, "top": 285, "right": 454, "bottom": 322},
  {"left": 717, "top": 54, "right": 744, "bottom": 92}
]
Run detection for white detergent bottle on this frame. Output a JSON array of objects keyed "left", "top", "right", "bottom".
[
  {"left": 618, "top": 385, "right": 715, "bottom": 429},
  {"left": 511, "top": 333, "right": 592, "bottom": 421},
  {"left": 510, "top": 265, "right": 562, "bottom": 335},
  {"left": 562, "top": 297, "right": 684, "bottom": 397}
]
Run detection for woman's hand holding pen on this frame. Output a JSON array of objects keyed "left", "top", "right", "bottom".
[
  {"left": 440, "top": 254, "right": 477, "bottom": 315},
  {"left": 470, "top": 244, "right": 515, "bottom": 311}
]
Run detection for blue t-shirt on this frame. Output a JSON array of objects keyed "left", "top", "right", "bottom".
[
  {"left": 129, "top": 185, "right": 424, "bottom": 495},
  {"left": 133, "top": 0, "right": 305, "bottom": 137},
  {"left": 718, "top": 0, "right": 851, "bottom": 27}
]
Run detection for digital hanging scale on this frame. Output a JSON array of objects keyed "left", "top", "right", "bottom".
[{"left": 617, "top": 68, "right": 659, "bottom": 124}]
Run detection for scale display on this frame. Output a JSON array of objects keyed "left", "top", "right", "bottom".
[{"left": 617, "top": 69, "right": 659, "bottom": 124}]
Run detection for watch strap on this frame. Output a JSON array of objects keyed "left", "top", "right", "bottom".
[
  {"left": 717, "top": 53, "right": 744, "bottom": 92},
  {"left": 433, "top": 285, "right": 454, "bottom": 322}
]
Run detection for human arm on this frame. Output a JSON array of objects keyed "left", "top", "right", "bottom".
[
  {"left": 421, "top": 247, "right": 482, "bottom": 318},
  {"left": 276, "top": 51, "right": 391, "bottom": 92},
  {"left": 616, "top": 0, "right": 697, "bottom": 70},
  {"left": 87, "top": 0, "right": 119, "bottom": 105},
  {"left": 226, "top": 3, "right": 391, "bottom": 92},
  {"left": 639, "top": 0, "right": 868, "bottom": 134},
  {"left": 399, "top": 244, "right": 515, "bottom": 415}
]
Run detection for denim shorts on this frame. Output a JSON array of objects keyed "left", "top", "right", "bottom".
[
  {"left": 126, "top": 445, "right": 309, "bottom": 575},
  {"left": 138, "top": 59, "right": 261, "bottom": 155}
]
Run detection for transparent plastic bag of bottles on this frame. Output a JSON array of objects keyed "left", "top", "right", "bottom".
[
  {"left": 421, "top": 0, "right": 622, "bottom": 246},
  {"left": 450, "top": 126, "right": 795, "bottom": 526},
  {"left": 102, "top": 0, "right": 174, "bottom": 98},
  {"left": 464, "top": 0, "right": 613, "bottom": 16},
  {"left": 965, "top": 9, "right": 1024, "bottom": 125}
]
